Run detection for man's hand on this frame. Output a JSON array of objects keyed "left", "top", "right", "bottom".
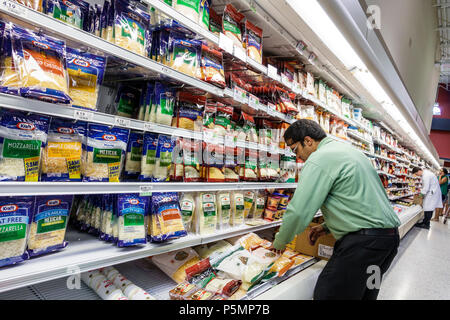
[{"left": 308, "top": 225, "right": 327, "bottom": 246}]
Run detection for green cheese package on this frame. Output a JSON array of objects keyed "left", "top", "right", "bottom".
[
  {"left": 45, "top": 0, "right": 90, "bottom": 30},
  {"left": 0, "top": 109, "right": 50, "bottom": 181},
  {"left": 216, "top": 191, "right": 231, "bottom": 229},
  {"left": 179, "top": 192, "right": 195, "bottom": 232},
  {"left": 116, "top": 193, "right": 149, "bottom": 247},
  {"left": 230, "top": 191, "right": 244, "bottom": 227},
  {"left": 198, "top": 0, "right": 210, "bottom": 31},
  {"left": 151, "top": 82, "right": 176, "bottom": 126},
  {"left": 124, "top": 131, "right": 143, "bottom": 181},
  {"left": 167, "top": 35, "right": 202, "bottom": 79},
  {"left": 152, "top": 134, "right": 176, "bottom": 182},
  {"left": 139, "top": 132, "right": 158, "bottom": 181},
  {"left": 195, "top": 192, "right": 217, "bottom": 236},
  {"left": 222, "top": 4, "right": 245, "bottom": 48},
  {"left": 175, "top": 0, "right": 200, "bottom": 23},
  {"left": 115, "top": 84, "right": 142, "bottom": 118},
  {"left": 138, "top": 82, "right": 154, "bottom": 121},
  {"left": 83, "top": 124, "right": 129, "bottom": 182}
]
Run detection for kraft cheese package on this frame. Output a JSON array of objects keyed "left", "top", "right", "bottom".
[
  {"left": 27, "top": 195, "right": 74, "bottom": 257},
  {"left": 116, "top": 193, "right": 149, "bottom": 247},
  {"left": 0, "top": 109, "right": 50, "bottom": 182},
  {"left": 83, "top": 124, "right": 129, "bottom": 182},
  {"left": 115, "top": 84, "right": 142, "bottom": 119},
  {"left": 11, "top": 25, "right": 71, "bottom": 104},
  {"left": 174, "top": 0, "right": 200, "bottom": 22},
  {"left": 167, "top": 36, "right": 202, "bottom": 79},
  {"left": 123, "top": 131, "right": 143, "bottom": 181},
  {"left": 139, "top": 132, "right": 158, "bottom": 181},
  {"left": 0, "top": 24, "right": 21, "bottom": 95},
  {"left": 41, "top": 118, "right": 87, "bottom": 182},
  {"left": 66, "top": 48, "right": 106, "bottom": 111},
  {"left": 149, "top": 192, "right": 187, "bottom": 243},
  {"left": 45, "top": 0, "right": 90, "bottom": 30},
  {"left": 0, "top": 196, "right": 34, "bottom": 267},
  {"left": 152, "top": 134, "right": 176, "bottom": 182}
]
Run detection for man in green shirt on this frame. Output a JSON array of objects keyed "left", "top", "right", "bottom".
[{"left": 273, "top": 119, "right": 400, "bottom": 300}]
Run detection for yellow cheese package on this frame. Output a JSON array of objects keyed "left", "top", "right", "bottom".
[
  {"left": 11, "top": 25, "right": 71, "bottom": 103},
  {"left": 152, "top": 247, "right": 199, "bottom": 283},
  {"left": 167, "top": 36, "right": 202, "bottom": 78},
  {"left": 66, "top": 48, "right": 106, "bottom": 111},
  {"left": 230, "top": 191, "right": 244, "bottom": 227},
  {"left": 41, "top": 118, "right": 87, "bottom": 181},
  {"left": 83, "top": 124, "right": 129, "bottom": 182},
  {"left": 216, "top": 191, "right": 231, "bottom": 229},
  {"left": 237, "top": 233, "right": 264, "bottom": 251},
  {"left": 204, "top": 143, "right": 225, "bottom": 182},
  {"left": 13, "top": 0, "right": 43, "bottom": 11},
  {"left": 0, "top": 109, "right": 49, "bottom": 182},
  {"left": 195, "top": 192, "right": 217, "bottom": 236},
  {"left": 113, "top": 0, "right": 151, "bottom": 56},
  {"left": 175, "top": 91, "right": 205, "bottom": 132},
  {"left": 149, "top": 192, "right": 187, "bottom": 242},
  {"left": 200, "top": 45, "right": 226, "bottom": 88},
  {"left": 0, "top": 24, "right": 21, "bottom": 95}
]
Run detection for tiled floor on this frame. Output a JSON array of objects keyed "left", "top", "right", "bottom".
[{"left": 378, "top": 218, "right": 450, "bottom": 300}]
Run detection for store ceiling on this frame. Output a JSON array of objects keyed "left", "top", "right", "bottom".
[{"left": 437, "top": 0, "right": 450, "bottom": 86}]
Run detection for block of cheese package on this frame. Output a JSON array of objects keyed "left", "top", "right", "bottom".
[
  {"left": 0, "top": 23, "right": 21, "bottom": 95},
  {"left": 151, "top": 247, "right": 200, "bottom": 284}
]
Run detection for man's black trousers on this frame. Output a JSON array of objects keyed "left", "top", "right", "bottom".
[{"left": 313, "top": 232, "right": 400, "bottom": 300}]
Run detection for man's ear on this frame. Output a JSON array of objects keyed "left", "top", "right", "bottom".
[{"left": 304, "top": 136, "right": 313, "bottom": 146}]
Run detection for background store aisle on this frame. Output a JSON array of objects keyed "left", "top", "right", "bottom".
[{"left": 378, "top": 222, "right": 450, "bottom": 300}]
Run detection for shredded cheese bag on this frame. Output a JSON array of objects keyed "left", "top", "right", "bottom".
[
  {"left": 123, "top": 131, "right": 143, "bottom": 181},
  {"left": 84, "top": 124, "right": 129, "bottom": 182},
  {"left": 196, "top": 192, "right": 217, "bottom": 235},
  {"left": 222, "top": 4, "right": 244, "bottom": 48},
  {"left": 175, "top": 0, "right": 200, "bottom": 22},
  {"left": 209, "top": 7, "right": 221, "bottom": 35},
  {"left": 245, "top": 21, "right": 263, "bottom": 64},
  {"left": 200, "top": 45, "right": 225, "bottom": 88},
  {"left": 216, "top": 191, "right": 231, "bottom": 229},
  {"left": 46, "top": 0, "right": 90, "bottom": 30},
  {"left": 152, "top": 134, "right": 176, "bottom": 182},
  {"left": 182, "top": 139, "right": 202, "bottom": 182},
  {"left": 66, "top": 48, "right": 106, "bottom": 111},
  {"left": 175, "top": 92, "right": 205, "bottom": 132},
  {"left": 167, "top": 36, "right": 202, "bottom": 79},
  {"left": 115, "top": 84, "right": 141, "bottom": 118},
  {"left": 27, "top": 195, "right": 73, "bottom": 256},
  {"left": 0, "top": 24, "right": 21, "bottom": 95},
  {"left": 153, "top": 82, "right": 176, "bottom": 126},
  {"left": 100, "top": 194, "right": 116, "bottom": 242},
  {"left": 41, "top": 118, "right": 86, "bottom": 181},
  {"left": 114, "top": 0, "right": 151, "bottom": 56},
  {"left": 0, "top": 109, "right": 49, "bottom": 181},
  {"left": 252, "top": 192, "right": 266, "bottom": 220},
  {"left": 149, "top": 192, "right": 187, "bottom": 242},
  {"left": 139, "top": 132, "right": 158, "bottom": 181},
  {"left": 13, "top": 0, "right": 43, "bottom": 11},
  {"left": 198, "top": 0, "right": 210, "bottom": 30},
  {"left": 116, "top": 193, "right": 149, "bottom": 247},
  {"left": 12, "top": 25, "right": 71, "bottom": 103},
  {"left": 0, "top": 196, "right": 34, "bottom": 267}
]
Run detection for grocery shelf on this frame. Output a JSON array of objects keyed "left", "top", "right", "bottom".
[
  {"left": 389, "top": 193, "right": 415, "bottom": 201},
  {"left": 0, "top": 182, "right": 298, "bottom": 196},
  {"left": 373, "top": 153, "right": 400, "bottom": 164},
  {"left": 346, "top": 130, "right": 373, "bottom": 145},
  {"left": 0, "top": 220, "right": 282, "bottom": 293},
  {"left": 387, "top": 187, "right": 409, "bottom": 192},
  {"left": 377, "top": 170, "right": 396, "bottom": 178}
]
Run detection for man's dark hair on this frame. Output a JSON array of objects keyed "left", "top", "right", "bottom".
[
  {"left": 284, "top": 119, "right": 327, "bottom": 147},
  {"left": 443, "top": 168, "right": 448, "bottom": 175},
  {"left": 412, "top": 167, "right": 423, "bottom": 174}
]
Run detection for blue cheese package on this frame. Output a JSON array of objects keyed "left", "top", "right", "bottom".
[
  {"left": 149, "top": 192, "right": 187, "bottom": 242},
  {"left": 41, "top": 118, "right": 87, "bottom": 182},
  {"left": 11, "top": 25, "right": 72, "bottom": 104},
  {"left": 45, "top": 0, "right": 90, "bottom": 30},
  {"left": 84, "top": 124, "right": 129, "bottom": 182},
  {"left": 0, "top": 109, "right": 50, "bottom": 181},
  {"left": 116, "top": 193, "right": 149, "bottom": 247},
  {"left": 139, "top": 132, "right": 158, "bottom": 182},
  {"left": 66, "top": 47, "right": 107, "bottom": 111},
  {"left": 27, "top": 195, "right": 74, "bottom": 257},
  {"left": 123, "top": 131, "right": 143, "bottom": 181},
  {"left": 100, "top": 194, "right": 118, "bottom": 242},
  {"left": 0, "top": 196, "right": 34, "bottom": 267}
]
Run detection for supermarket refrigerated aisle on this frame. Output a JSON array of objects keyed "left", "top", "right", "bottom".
[{"left": 378, "top": 221, "right": 450, "bottom": 300}]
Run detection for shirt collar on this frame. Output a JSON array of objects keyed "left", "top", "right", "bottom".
[{"left": 316, "top": 136, "right": 333, "bottom": 151}]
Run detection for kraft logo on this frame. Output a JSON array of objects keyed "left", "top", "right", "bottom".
[
  {"left": 162, "top": 197, "right": 172, "bottom": 202},
  {"left": 47, "top": 199, "right": 61, "bottom": 206},
  {"left": 0, "top": 204, "right": 18, "bottom": 212},
  {"left": 16, "top": 122, "right": 35, "bottom": 130},
  {"left": 57, "top": 127, "right": 74, "bottom": 134},
  {"left": 152, "top": 141, "right": 158, "bottom": 147},
  {"left": 137, "top": 139, "right": 143, "bottom": 144},
  {"left": 102, "top": 134, "right": 117, "bottom": 141},
  {"left": 163, "top": 142, "right": 171, "bottom": 148},
  {"left": 73, "top": 59, "right": 90, "bottom": 68},
  {"left": 128, "top": 199, "right": 139, "bottom": 205},
  {"left": 32, "top": 41, "right": 49, "bottom": 50},
  {"left": 63, "top": 0, "right": 76, "bottom": 9}
]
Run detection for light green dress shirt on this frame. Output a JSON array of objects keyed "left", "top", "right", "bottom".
[{"left": 273, "top": 137, "right": 401, "bottom": 250}]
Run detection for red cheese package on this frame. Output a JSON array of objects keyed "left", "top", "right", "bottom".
[
  {"left": 244, "top": 20, "right": 263, "bottom": 64},
  {"left": 200, "top": 45, "right": 226, "bottom": 88},
  {"left": 203, "top": 277, "right": 242, "bottom": 297}
]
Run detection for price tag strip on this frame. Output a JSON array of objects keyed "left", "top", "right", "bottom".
[
  {"left": 233, "top": 86, "right": 248, "bottom": 105},
  {"left": 114, "top": 116, "right": 131, "bottom": 128},
  {"left": 248, "top": 94, "right": 260, "bottom": 110},
  {"left": 219, "top": 33, "right": 234, "bottom": 54},
  {"left": 73, "top": 109, "right": 94, "bottom": 121},
  {"left": 233, "top": 46, "right": 247, "bottom": 62}
]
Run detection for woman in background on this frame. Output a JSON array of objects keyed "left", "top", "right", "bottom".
[{"left": 432, "top": 168, "right": 448, "bottom": 222}]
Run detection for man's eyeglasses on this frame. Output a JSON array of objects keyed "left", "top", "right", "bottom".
[{"left": 289, "top": 142, "right": 299, "bottom": 153}]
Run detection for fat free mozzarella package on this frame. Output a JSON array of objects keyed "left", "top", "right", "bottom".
[{"left": 116, "top": 193, "right": 149, "bottom": 247}]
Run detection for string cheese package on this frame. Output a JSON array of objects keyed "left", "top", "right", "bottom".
[
  {"left": 209, "top": 7, "right": 222, "bottom": 35},
  {"left": 244, "top": 21, "right": 263, "bottom": 64},
  {"left": 152, "top": 247, "right": 199, "bottom": 284},
  {"left": 222, "top": 4, "right": 245, "bottom": 48},
  {"left": 114, "top": 0, "right": 151, "bottom": 56},
  {"left": 45, "top": 0, "right": 90, "bottom": 30},
  {"left": 175, "top": 91, "right": 205, "bottom": 132},
  {"left": 115, "top": 84, "right": 141, "bottom": 118},
  {"left": 174, "top": 0, "right": 200, "bottom": 22},
  {"left": 152, "top": 134, "right": 175, "bottom": 182},
  {"left": 41, "top": 118, "right": 87, "bottom": 181},
  {"left": 200, "top": 45, "right": 226, "bottom": 88},
  {"left": 139, "top": 132, "right": 158, "bottom": 181},
  {"left": 11, "top": 25, "right": 71, "bottom": 103},
  {"left": 0, "top": 196, "right": 34, "bottom": 267},
  {"left": 230, "top": 191, "right": 244, "bottom": 227},
  {"left": 27, "top": 195, "right": 73, "bottom": 257},
  {"left": 0, "top": 24, "right": 21, "bottom": 95},
  {"left": 66, "top": 48, "right": 106, "bottom": 111},
  {"left": 182, "top": 139, "right": 202, "bottom": 182},
  {"left": 153, "top": 82, "right": 176, "bottom": 126},
  {"left": 123, "top": 131, "right": 143, "bottom": 181},
  {"left": 167, "top": 36, "right": 202, "bottom": 78},
  {"left": 84, "top": 124, "right": 129, "bottom": 182},
  {"left": 13, "top": 0, "right": 43, "bottom": 11},
  {"left": 216, "top": 191, "right": 231, "bottom": 229},
  {"left": 198, "top": 0, "right": 210, "bottom": 30},
  {"left": 195, "top": 192, "right": 217, "bottom": 236},
  {"left": 179, "top": 192, "right": 195, "bottom": 232},
  {"left": 149, "top": 192, "right": 187, "bottom": 242},
  {"left": 116, "top": 193, "right": 149, "bottom": 247},
  {"left": 0, "top": 109, "right": 49, "bottom": 181}
]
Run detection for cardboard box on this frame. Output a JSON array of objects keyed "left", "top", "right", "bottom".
[
  {"left": 294, "top": 223, "right": 336, "bottom": 261},
  {"left": 413, "top": 194, "right": 423, "bottom": 206}
]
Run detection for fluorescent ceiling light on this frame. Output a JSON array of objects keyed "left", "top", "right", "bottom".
[{"left": 287, "top": 0, "right": 440, "bottom": 168}]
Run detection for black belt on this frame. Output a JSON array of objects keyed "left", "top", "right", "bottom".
[{"left": 352, "top": 228, "right": 399, "bottom": 236}]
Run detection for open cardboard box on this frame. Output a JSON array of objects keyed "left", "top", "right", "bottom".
[{"left": 292, "top": 222, "right": 336, "bottom": 261}]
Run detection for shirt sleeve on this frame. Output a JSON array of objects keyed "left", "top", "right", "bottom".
[
  {"left": 421, "top": 173, "right": 430, "bottom": 196},
  {"left": 273, "top": 161, "right": 334, "bottom": 250}
]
